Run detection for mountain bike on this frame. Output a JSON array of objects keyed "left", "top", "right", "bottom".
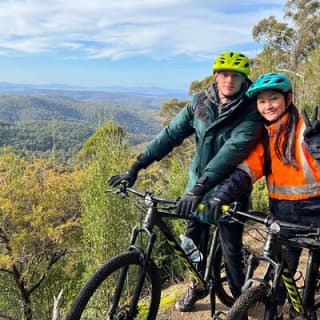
[
  {"left": 65, "top": 183, "right": 248, "bottom": 320},
  {"left": 221, "top": 203, "right": 320, "bottom": 320}
]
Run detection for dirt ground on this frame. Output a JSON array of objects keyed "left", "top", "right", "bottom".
[{"left": 154, "top": 280, "right": 227, "bottom": 320}]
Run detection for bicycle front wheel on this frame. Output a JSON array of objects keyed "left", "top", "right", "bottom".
[
  {"left": 66, "top": 251, "right": 161, "bottom": 320},
  {"left": 226, "top": 285, "right": 276, "bottom": 320}
]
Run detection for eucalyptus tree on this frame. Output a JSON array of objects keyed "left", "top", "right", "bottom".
[{"left": 252, "top": 0, "right": 319, "bottom": 87}]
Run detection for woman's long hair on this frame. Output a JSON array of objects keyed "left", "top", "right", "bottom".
[{"left": 274, "top": 101, "right": 299, "bottom": 168}]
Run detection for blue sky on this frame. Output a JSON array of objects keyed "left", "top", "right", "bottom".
[{"left": 0, "top": 0, "right": 287, "bottom": 91}]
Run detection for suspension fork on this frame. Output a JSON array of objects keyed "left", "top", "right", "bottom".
[
  {"left": 302, "top": 250, "right": 320, "bottom": 313},
  {"left": 204, "top": 225, "right": 220, "bottom": 318},
  {"left": 109, "top": 225, "right": 157, "bottom": 317}
]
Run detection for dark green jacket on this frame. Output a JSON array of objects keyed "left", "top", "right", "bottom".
[{"left": 144, "top": 83, "right": 264, "bottom": 197}]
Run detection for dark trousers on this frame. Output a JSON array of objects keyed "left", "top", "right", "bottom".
[
  {"left": 186, "top": 219, "right": 245, "bottom": 298},
  {"left": 270, "top": 196, "right": 320, "bottom": 304}
]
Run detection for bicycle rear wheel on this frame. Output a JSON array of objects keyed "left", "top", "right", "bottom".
[
  {"left": 66, "top": 251, "right": 161, "bottom": 320},
  {"left": 212, "top": 243, "right": 252, "bottom": 307},
  {"left": 226, "top": 285, "right": 276, "bottom": 320}
]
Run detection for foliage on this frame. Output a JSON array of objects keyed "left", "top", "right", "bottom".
[
  {"left": 0, "top": 94, "right": 162, "bottom": 163},
  {"left": 78, "top": 121, "right": 137, "bottom": 281},
  {"left": 0, "top": 150, "right": 82, "bottom": 319},
  {"left": 250, "top": 178, "right": 269, "bottom": 210},
  {"left": 253, "top": 0, "right": 319, "bottom": 74},
  {"left": 251, "top": 0, "right": 320, "bottom": 109},
  {"left": 0, "top": 120, "right": 94, "bottom": 163},
  {"left": 188, "top": 75, "right": 214, "bottom": 96}
]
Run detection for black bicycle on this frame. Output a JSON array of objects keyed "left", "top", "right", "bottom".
[
  {"left": 65, "top": 183, "right": 244, "bottom": 320},
  {"left": 221, "top": 203, "right": 320, "bottom": 320}
]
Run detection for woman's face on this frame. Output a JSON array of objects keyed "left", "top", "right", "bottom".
[{"left": 256, "top": 90, "right": 292, "bottom": 122}]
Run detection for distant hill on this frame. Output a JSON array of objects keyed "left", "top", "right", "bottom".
[
  {"left": 0, "top": 93, "right": 163, "bottom": 134},
  {"left": 0, "top": 83, "right": 188, "bottom": 162},
  {"left": 0, "top": 81, "right": 188, "bottom": 100}
]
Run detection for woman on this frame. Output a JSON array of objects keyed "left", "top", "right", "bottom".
[{"left": 209, "top": 72, "right": 320, "bottom": 311}]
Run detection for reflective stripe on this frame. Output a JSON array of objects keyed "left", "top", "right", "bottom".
[
  {"left": 267, "top": 122, "right": 320, "bottom": 197},
  {"left": 299, "top": 123, "right": 317, "bottom": 184},
  {"left": 267, "top": 181, "right": 320, "bottom": 196},
  {"left": 237, "top": 163, "right": 257, "bottom": 182}
]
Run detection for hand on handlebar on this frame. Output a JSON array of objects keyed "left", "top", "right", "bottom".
[
  {"left": 176, "top": 192, "right": 202, "bottom": 217},
  {"left": 108, "top": 170, "right": 138, "bottom": 188},
  {"left": 209, "top": 197, "right": 223, "bottom": 223},
  {"left": 176, "top": 176, "right": 214, "bottom": 217}
]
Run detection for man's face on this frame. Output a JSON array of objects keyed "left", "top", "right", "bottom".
[{"left": 214, "top": 71, "right": 245, "bottom": 101}]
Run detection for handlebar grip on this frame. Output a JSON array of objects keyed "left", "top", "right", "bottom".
[
  {"left": 197, "top": 203, "right": 205, "bottom": 212},
  {"left": 196, "top": 203, "right": 231, "bottom": 212},
  {"left": 221, "top": 204, "right": 231, "bottom": 212}
]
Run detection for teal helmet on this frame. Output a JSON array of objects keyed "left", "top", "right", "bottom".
[{"left": 246, "top": 72, "right": 292, "bottom": 98}]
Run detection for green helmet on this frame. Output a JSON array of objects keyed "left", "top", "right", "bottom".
[
  {"left": 212, "top": 51, "right": 250, "bottom": 76},
  {"left": 246, "top": 72, "right": 292, "bottom": 98}
]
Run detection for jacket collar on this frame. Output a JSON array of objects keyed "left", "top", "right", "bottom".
[
  {"left": 265, "top": 113, "right": 289, "bottom": 137},
  {"left": 204, "top": 81, "right": 250, "bottom": 115}
]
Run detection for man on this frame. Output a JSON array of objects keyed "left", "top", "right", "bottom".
[{"left": 108, "top": 51, "right": 264, "bottom": 311}]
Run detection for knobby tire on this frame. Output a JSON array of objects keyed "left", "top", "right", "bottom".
[
  {"left": 227, "top": 285, "right": 275, "bottom": 320},
  {"left": 66, "top": 251, "right": 161, "bottom": 320}
]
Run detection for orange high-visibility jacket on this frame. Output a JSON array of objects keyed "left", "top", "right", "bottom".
[{"left": 238, "top": 113, "right": 320, "bottom": 201}]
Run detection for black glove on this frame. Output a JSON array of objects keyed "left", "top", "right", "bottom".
[
  {"left": 176, "top": 176, "right": 212, "bottom": 217},
  {"left": 108, "top": 169, "right": 138, "bottom": 188},
  {"left": 108, "top": 153, "right": 152, "bottom": 187},
  {"left": 209, "top": 197, "right": 222, "bottom": 223},
  {"left": 176, "top": 192, "right": 202, "bottom": 217},
  {"left": 302, "top": 107, "right": 320, "bottom": 160}
]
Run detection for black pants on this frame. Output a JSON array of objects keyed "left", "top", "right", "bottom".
[
  {"left": 270, "top": 196, "right": 320, "bottom": 304},
  {"left": 186, "top": 219, "right": 245, "bottom": 298}
]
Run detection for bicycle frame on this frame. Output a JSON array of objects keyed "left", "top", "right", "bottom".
[
  {"left": 113, "top": 189, "right": 223, "bottom": 318},
  {"left": 243, "top": 235, "right": 306, "bottom": 317},
  {"left": 225, "top": 204, "right": 320, "bottom": 319}
]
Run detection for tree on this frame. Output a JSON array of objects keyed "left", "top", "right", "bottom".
[
  {"left": 0, "top": 150, "right": 81, "bottom": 319},
  {"left": 252, "top": 0, "right": 320, "bottom": 86},
  {"left": 296, "top": 45, "right": 320, "bottom": 110},
  {"left": 189, "top": 75, "right": 214, "bottom": 96},
  {"left": 78, "top": 121, "right": 136, "bottom": 278}
]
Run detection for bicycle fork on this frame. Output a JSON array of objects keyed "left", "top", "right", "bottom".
[
  {"left": 204, "top": 227, "right": 220, "bottom": 318},
  {"left": 109, "top": 225, "right": 156, "bottom": 318}
]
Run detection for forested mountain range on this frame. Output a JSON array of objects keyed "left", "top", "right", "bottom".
[{"left": 0, "top": 84, "right": 186, "bottom": 162}]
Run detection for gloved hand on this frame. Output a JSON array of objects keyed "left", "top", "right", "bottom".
[
  {"left": 176, "top": 176, "right": 212, "bottom": 217},
  {"left": 208, "top": 197, "right": 222, "bottom": 223},
  {"left": 108, "top": 153, "right": 152, "bottom": 187},
  {"left": 176, "top": 192, "right": 203, "bottom": 217},
  {"left": 302, "top": 107, "right": 320, "bottom": 161},
  {"left": 108, "top": 169, "right": 138, "bottom": 188},
  {"left": 302, "top": 107, "right": 320, "bottom": 139}
]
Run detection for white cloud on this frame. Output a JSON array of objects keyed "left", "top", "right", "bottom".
[{"left": 0, "top": 0, "right": 287, "bottom": 59}]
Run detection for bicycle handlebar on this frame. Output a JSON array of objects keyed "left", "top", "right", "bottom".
[
  {"left": 107, "top": 184, "right": 320, "bottom": 240},
  {"left": 106, "top": 183, "right": 207, "bottom": 222},
  {"left": 221, "top": 203, "right": 320, "bottom": 239},
  {"left": 107, "top": 183, "right": 177, "bottom": 205}
]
